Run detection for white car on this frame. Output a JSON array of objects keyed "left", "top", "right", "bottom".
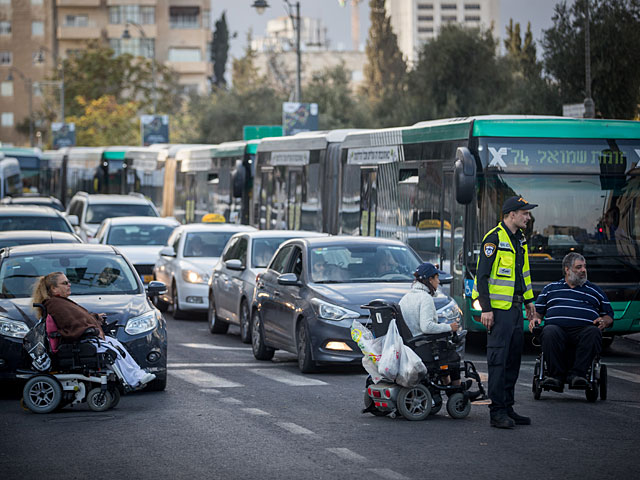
[
  {"left": 208, "top": 230, "right": 327, "bottom": 342},
  {"left": 94, "top": 216, "right": 180, "bottom": 284},
  {"left": 153, "top": 223, "right": 256, "bottom": 319}
]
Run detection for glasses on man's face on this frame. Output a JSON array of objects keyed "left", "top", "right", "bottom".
[{"left": 58, "top": 281, "right": 71, "bottom": 286}]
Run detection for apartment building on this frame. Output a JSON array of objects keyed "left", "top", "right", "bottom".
[
  {"left": 386, "top": 0, "right": 500, "bottom": 65},
  {"left": 0, "top": 0, "right": 211, "bottom": 147}
]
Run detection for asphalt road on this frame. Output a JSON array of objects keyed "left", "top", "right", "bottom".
[{"left": 1, "top": 313, "right": 639, "bottom": 480}]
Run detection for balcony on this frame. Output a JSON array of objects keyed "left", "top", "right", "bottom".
[
  {"left": 58, "top": 24, "right": 102, "bottom": 40},
  {"left": 165, "top": 61, "right": 208, "bottom": 74},
  {"left": 57, "top": 0, "right": 101, "bottom": 6}
]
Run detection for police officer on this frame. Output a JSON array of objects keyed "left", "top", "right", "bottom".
[{"left": 472, "top": 196, "right": 537, "bottom": 429}]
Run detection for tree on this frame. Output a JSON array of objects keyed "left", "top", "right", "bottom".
[
  {"left": 504, "top": 20, "right": 537, "bottom": 77},
  {"left": 542, "top": 0, "right": 640, "bottom": 119},
  {"left": 362, "top": 0, "right": 407, "bottom": 123},
  {"left": 231, "top": 32, "right": 262, "bottom": 95},
  {"left": 66, "top": 95, "right": 140, "bottom": 146},
  {"left": 211, "top": 12, "right": 230, "bottom": 89}
]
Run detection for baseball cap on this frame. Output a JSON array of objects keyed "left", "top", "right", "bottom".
[
  {"left": 502, "top": 196, "right": 538, "bottom": 215},
  {"left": 415, "top": 262, "right": 445, "bottom": 281}
]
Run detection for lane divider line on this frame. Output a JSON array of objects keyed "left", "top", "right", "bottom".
[
  {"left": 169, "top": 369, "right": 242, "bottom": 388},
  {"left": 276, "top": 422, "right": 315, "bottom": 435},
  {"left": 249, "top": 368, "right": 328, "bottom": 386},
  {"left": 326, "top": 448, "right": 367, "bottom": 463}
]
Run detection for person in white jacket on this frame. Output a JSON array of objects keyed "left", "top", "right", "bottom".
[{"left": 399, "top": 262, "right": 461, "bottom": 385}]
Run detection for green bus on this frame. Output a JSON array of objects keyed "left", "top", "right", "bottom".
[{"left": 339, "top": 116, "right": 640, "bottom": 343}]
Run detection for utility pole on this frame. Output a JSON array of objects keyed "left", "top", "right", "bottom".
[
  {"left": 584, "top": 0, "right": 595, "bottom": 118},
  {"left": 351, "top": 0, "right": 363, "bottom": 51}
]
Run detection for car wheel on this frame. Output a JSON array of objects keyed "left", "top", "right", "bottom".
[
  {"left": 239, "top": 300, "right": 251, "bottom": 344},
  {"left": 208, "top": 293, "right": 229, "bottom": 334},
  {"left": 172, "top": 281, "right": 187, "bottom": 320},
  {"left": 22, "top": 376, "right": 62, "bottom": 414},
  {"left": 296, "top": 320, "right": 316, "bottom": 373},
  {"left": 251, "top": 310, "right": 274, "bottom": 361},
  {"left": 145, "top": 373, "right": 167, "bottom": 392}
]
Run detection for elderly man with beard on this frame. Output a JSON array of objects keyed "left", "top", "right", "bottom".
[{"left": 531, "top": 252, "right": 614, "bottom": 388}]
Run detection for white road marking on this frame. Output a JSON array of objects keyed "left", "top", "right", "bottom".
[
  {"left": 169, "top": 369, "right": 242, "bottom": 388},
  {"left": 326, "top": 448, "right": 367, "bottom": 463},
  {"left": 368, "top": 468, "right": 410, "bottom": 480},
  {"left": 607, "top": 368, "right": 640, "bottom": 384},
  {"left": 249, "top": 368, "right": 328, "bottom": 386},
  {"left": 179, "top": 343, "right": 251, "bottom": 351},
  {"left": 220, "top": 397, "right": 243, "bottom": 404},
  {"left": 241, "top": 408, "right": 270, "bottom": 416},
  {"left": 199, "top": 388, "right": 221, "bottom": 394},
  {"left": 169, "top": 362, "right": 282, "bottom": 368},
  {"left": 276, "top": 422, "right": 315, "bottom": 435}
]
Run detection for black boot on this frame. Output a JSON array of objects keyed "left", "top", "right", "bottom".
[
  {"left": 507, "top": 407, "right": 531, "bottom": 425},
  {"left": 490, "top": 411, "right": 515, "bottom": 429}
]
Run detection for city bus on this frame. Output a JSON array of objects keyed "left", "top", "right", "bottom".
[
  {"left": 124, "top": 146, "right": 166, "bottom": 211},
  {"left": 0, "top": 156, "right": 22, "bottom": 199},
  {"left": 175, "top": 145, "right": 216, "bottom": 223},
  {"left": 0, "top": 147, "right": 43, "bottom": 193},
  {"left": 339, "top": 116, "right": 640, "bottom": 341}
]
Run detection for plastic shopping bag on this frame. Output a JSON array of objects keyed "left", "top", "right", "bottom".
[
  {"left": 377, "top": 319, "right": 402, "bottom": 381},
  {"left": 396, "top": 344, "right": 427, "bottom": 388},
  {"left": 351, "top": 320, "right": 384, "bottom": 383}
]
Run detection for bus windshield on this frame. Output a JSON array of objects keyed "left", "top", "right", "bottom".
[{"left": 477, "top": 172, "right": 640, "bottom": 284}]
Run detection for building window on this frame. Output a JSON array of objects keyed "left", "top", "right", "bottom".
[
  {"left": 465, "top": 15, "right": 481, "bottom": 22},
  {"left": 441, "top": 3, "right": 457, "bottom": 9},
  {"left": 110, "top": 38, "right": 155, "bottom": 58},
  {"left": 33, "top": 51, "right": 45, "bottom": 64},
  {"left": 0, "top": 51, "right": 11, "bottom": 65},
  {"left": 0, "top": 21, "right": 10, "bottom": 34},
  {"left": 417, "top": 15, "right": 433, "bottom": 21},
  {"left": 1, "top": 81, "right": 12, "bottom": 96},
  {"left": 33, "top": 83, "right": 43, "bottom": 96},
  {"left": 31, "top": 0, "right": 44, "bottom": 5},
  {"left": 0, "top": 0, "right": 11, "bottom": 5},
  {"left": 141, "top": 6, "right": 155, "bottom": 24},
  {"left": 465, "top": 4, "right": 481, "bottom": 10},
  {"left": 203, "top": 10, "right": 211, "bottom": 30},
  {"left": 65, "top": 14, "right": 89, "bottom": 27},
  {"left": 169, "top": 7, "right": 200, "bottom": 29},
  {"left": 442, "top": 15, "right": 458, "bottom": 22},
  {"left": 418, "top": 27, "right": 434, "bottom": 33},
  {"left": 168, "top": 48, "right": 202, "bottom": 62},
  {"left": 417, "top": 3, "right": 433, "bottom": 9},
  {"left": 109, "top": 5, "right": 155, "bottom": 25},
  {"left": 32, "top": 21, "right": 44, "bottom": 36},
  {"left": 1, "top": 112, "right": 14, "bottom": 127}
]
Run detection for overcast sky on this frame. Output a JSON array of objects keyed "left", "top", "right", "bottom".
[{"left": 211, "top": 0, "right": 562, "bottom": 59}]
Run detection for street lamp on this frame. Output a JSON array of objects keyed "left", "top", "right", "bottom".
[
  {"left": 252, "top": 0, "right": 302, "bottom": 102},
  {"left": 6, "top": 67, "right": 34, "bottom": 147},
  {"left": 122, "top": 21, "right": 157, "bottom": 114},
  {"left": 583, "top": 1, "right": 595, "bottom": 118}
]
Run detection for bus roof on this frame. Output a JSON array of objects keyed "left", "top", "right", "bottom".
[
  {"left": 102, "top": 146, "right": 130, "bottom": 160},
  {"left": 176, "top": 145, "right": 216, "bottom": 172},
  {"left": 257, "top": 129, "right": 366, "bottom": 153},
  {"left": 0, "top": 147, "right": 42, "bottom": 158}
]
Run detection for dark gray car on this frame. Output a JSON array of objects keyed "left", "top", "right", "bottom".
[{"left": 250, "top": 236, "right": 462, "bottom": 373}]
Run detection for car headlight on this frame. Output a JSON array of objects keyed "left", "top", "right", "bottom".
[
  {"left": 182, "top": 269, "right": 209, "bottom": 284},
  {"left": 125, "top": 311, "right": 158, "bottom": 335},
  {"left": 0, "top": 318, "right": 30, "bottom": 339},
  {"left": 311, "top": 298, "right": 361, "bottom": 321},
  {"left": 437, "top": 300, "right": 462, "bottom": 323}
]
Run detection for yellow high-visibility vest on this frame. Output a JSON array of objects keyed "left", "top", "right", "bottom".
[{"left": 472, "top": 224, "right": 533, "bottom": 310}]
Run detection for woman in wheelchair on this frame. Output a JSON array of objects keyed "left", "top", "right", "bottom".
[
  {"left": 32, "top": 272, "right": 155, "bottom": 389},
  {"left": 398, "top": 262, "right": 462, "bottom": 385}
]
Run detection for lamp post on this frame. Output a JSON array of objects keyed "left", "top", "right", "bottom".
[
  {"left": 122, "top": 21, "right": 157, "bottom": 114},
  {"left": 252, "top": 0, "right": 301, "bottom": 102},
  {"left": 583, "top": 0, "right": 595, "bottom": 118},
  {"left": 36, "top": 46, "right": 65, "bottom": 123},
  {"left": 6, "top": 67, "right": 34, "bottom": 147}
]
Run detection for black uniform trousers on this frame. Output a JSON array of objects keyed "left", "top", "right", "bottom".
[
  {"left": 487, "top": 302, "right": 524, "bottom": 414},
  {"left": 540, "top": 324, "right": 602, "bottom": 379}
]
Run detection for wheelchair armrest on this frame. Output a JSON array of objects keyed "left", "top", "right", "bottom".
[
  {"left": 407, "top": 331, "right": 451, "bottom": 347},
  {"left": 79, "top": 327, "right": 101, "bottom": 340}
]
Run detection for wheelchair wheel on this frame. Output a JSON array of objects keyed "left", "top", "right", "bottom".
[
  {"left": 397, "top": 384, "right": 432, "bottom": 421},
  {"left": 23, "top": 375, "right": 62, "bottom": 414},
  {"left": 87, "top": 388, "right": 113, "bottom": 412},
  {"left": 599, "top": 365, "right": 607, "bottom": 401},
  {"left": 446, "top": 392, "right": 471, "bottom": 419}
]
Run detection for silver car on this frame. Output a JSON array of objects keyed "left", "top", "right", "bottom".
[{"left": 208, "top": 230, "right": 326, "bottom": 342}]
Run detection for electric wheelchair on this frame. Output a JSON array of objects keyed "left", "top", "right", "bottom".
[
  {"left": 360, "top": 300, "right": 486, "bottom": 421},
  {"left": 531, "top": 325, "right": 607, "bottom": 403},
  {"left": 19, "top": 304, "right": 128, "bottom": 414}
]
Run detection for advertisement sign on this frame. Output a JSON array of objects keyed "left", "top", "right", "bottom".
[
  {"left": 282, "top": 102, "right": 318, "bottom": 136},
  {"left": 141, "top": 115, "right": 169, "bottom": 146},
  {"left": 51, "top": 122, "right": 76, "bottom": 148}
]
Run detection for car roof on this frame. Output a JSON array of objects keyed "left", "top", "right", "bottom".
[
  {"left": 105, "top": 216, "right": 180, "bottom": 226},
  {"left": 283, "top": 235, "right": 408, "bottom": 248},
  {"left": 174, "top": 224, "right": 257, "bottom": 233},
  {"left": 229, "top": 230, "right": 328, "bottom": 239},
  {"left": 0, "top": 230, "right": 79, "bottom": 241},
  {"left": 2, "top": 243, "right": 116, "bottom": 257},
  {"left": 0, "top": 205, "right": 63, "bottom": 217},
  {"left": 73, "top": 194, "right": 154, "bottom": 205}
]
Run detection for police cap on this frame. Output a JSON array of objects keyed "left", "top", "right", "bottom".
[{"left": 502, "top": 196, "right": 538, "bottom": 215}]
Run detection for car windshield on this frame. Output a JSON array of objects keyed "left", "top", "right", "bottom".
[
  {"left": 252, "top": 237, "right": 290, "bottom": 268},
  {"left": 183, "top": 232, "right": 235, "bottom": 258},
  {"left": 0, "top": 253, "right": 140, "bottom": 298},
  {"left": 0, "top": 236, "right": 78, "bottom": 249},
  {"left": 107, "top": 224, "right": 175, "bottom": 246},
  {"left": 309, "top": 245, "right": 421, "bottom": 283},
  {"left": 0, "top": 215, "right": 72, "bottom": 233},
  {"left": 85, "top": 204, "right": 157, "bottom": 224}
]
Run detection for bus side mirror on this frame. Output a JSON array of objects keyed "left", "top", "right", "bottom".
[{"left": 454, "top": 147, "right": 476, "bottom": 205}]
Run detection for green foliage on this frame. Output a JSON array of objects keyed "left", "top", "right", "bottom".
[
  {"left": 212, "top": 12, "right": 230, "bottom": 88},
  {"left": 231, "top": 33, "right": 263, "bottom": 95},
  {"left": 542, "top": 0, "right": 640, "bottom": 119},
  {"left": 66, "top": 95, "right": 140, "bottom": 146}
]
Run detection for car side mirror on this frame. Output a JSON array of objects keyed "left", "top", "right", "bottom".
[
  {"left": 278, "top": 273, "right": 301, "bottom": 286},
  {"left": 66, "top": 214, "right": 79, "bottom": 227},
  {"left": 225, "top": 259, "right": 244, "bottom": 271},
  {"left": 146, "top": 281, "right": 167, "bottom": 297},
  {"left": 159, "top": 246, "right": 176, "bottom": 257}
]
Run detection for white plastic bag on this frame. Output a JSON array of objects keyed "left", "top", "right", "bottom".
[
  {"left": 351, "top": 320, "right": 385, "bottom": 384},
  {"left": 377, "top": 319, "right": 402, "bottom": 381},
  {"left": 396, "top": 344, "right": 428, "bottom": 387}
]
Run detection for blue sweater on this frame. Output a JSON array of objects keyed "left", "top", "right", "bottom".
[{"left": 535, "top": 279, "right": 614, "bottom": 328}]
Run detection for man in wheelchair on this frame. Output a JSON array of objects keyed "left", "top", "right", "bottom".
[{"left": 530, "top": 253, "right": 613, "bottom": 389}]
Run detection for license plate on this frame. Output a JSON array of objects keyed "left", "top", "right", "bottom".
[{"left": 142, "top": 274, "right": 154, "bottom": 284}]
